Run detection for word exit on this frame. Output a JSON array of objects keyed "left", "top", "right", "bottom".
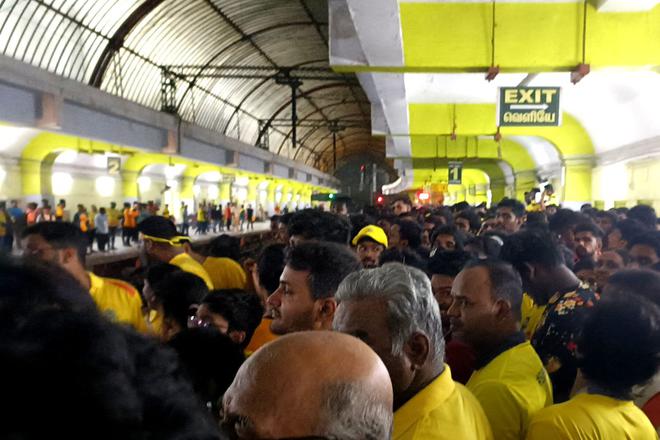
[{"left": 498, "top": 87, "right": 561, "bottom": 127}]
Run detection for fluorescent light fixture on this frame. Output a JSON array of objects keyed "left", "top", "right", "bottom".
[
  {"left": 137, "top": 176, "right": 151, "bottom": 192},
  {"left": 95, "top": 176, "right": 115, "bottom": 197},
  {"left": 235, "top": 176, "right": 249, "bottom": 186},
  {"left": 55, "top": 150, "right": 77, "bottom": 164},
  {"left": 208, "top": 185, "right": 219, "bottom": 200},
  {"left": 52, "top": 172, "right": 73, "bottom": 195}
]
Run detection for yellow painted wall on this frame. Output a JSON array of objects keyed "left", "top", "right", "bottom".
[{"left": 593, "top": 157, "right": 660, "bottom": 212}]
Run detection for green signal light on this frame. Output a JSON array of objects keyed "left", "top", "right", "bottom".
[{"left": 329, "top": 193, "right": 335, "bottom": 199}]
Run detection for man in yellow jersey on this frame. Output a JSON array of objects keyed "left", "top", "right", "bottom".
[
  {"left": 181, "top": 234, "right": 247, "bottom": 290},
  {"left": 21, "top": 222, "right": 147, "bottom": 333},
  {"left": 55, "top": 199, "right": 65, "bottom": 221},
  {"left": 501, "top": 230, "right": 599, "bottom": 403},
  {"left": 526, "top": 293, "right": 659, "bottom": 440},
  {"left": 107, "top": 201, "right": 120, "bottom": 250},
  {"left": 136, "top": 215, "right": 213, "bottom": 290},
  {"left": 334, "top": 263, "right": 493, "bottom": 440},
  {"left": 449, "top": 259, "right": 553, "bottom": 440}
]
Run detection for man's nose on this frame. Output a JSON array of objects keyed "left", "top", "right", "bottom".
[{"left": 267, "top": 288, "right": 282, "bottom": 306}]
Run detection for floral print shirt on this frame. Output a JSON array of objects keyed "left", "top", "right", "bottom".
[{"left": 531, "top": 284, "right": 600, "bottom": 403}]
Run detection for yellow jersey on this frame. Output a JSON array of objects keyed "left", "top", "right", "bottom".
[
  {"left": 521, "top": 293, "right": 546, "bottom": 340},
  {"left": 107, "top": 208, "right": 120, "bottom": 227},
  {"left": 245, "top": 318, "right": 278, "bottom": 355},
  {"left": 169, "top": 253, "right": 214, "bottom": 290},
  {"left": 394, "top": 364, "right": 493, "bottom": 440},
  {"left": 88, "top": 272, "right": 147, "bottom": 333},
  {"left": 467, "top": 341, "right": 553, "bottom": 440},
  {"left": 526, "top": 393, "right": 658, "bottom": 440},
  {"left": 0, "top": 211, "right": 6, "bottom": 236},
  {"left": 202, "top": 257, "right": 247, "bottom": 290}
]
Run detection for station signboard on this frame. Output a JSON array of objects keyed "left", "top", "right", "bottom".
[
  {"left": 497, "top": 87, "right": 561, "bottom": 127},
  {"left": 107, "top": 157, "right": 121, "bottom": 175},
  {"left": 448, "top": 161, "right": 462, "bottom": 185}
]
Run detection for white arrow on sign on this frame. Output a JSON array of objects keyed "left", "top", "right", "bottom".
[{"left": 510, "top": 104, "right": 549, "bottom": 110}]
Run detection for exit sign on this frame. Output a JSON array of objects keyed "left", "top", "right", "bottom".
[{"left": 497, "top": 87, "right": 561, "bottom": 127}]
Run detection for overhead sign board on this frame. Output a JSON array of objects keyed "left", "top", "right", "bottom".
[
  {"left": 448, "top": 161, "right": 462, "bottom": 185},
  {"left": 497, "top": 87, "right": 561, "bottom": 127},
  {"left": 107, "top": 157, "right": 121, "bottom": 175}
]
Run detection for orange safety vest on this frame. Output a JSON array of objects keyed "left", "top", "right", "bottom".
[{"left": 79, "top": 213, "right": 88, "bottom": 232}]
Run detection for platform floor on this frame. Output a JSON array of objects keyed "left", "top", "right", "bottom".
[{"left": 84, "top": 221, "right": 270, "bottom": 266}]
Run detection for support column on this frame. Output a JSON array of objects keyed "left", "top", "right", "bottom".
[
  {"left": 247, "top": 179, "right": 259, "bottom": 208},
  {"left": 20, "top": 158, "right": 44, "bottom": 204},
  {"left": 562, "top": 156, "right": 594, "bottom": 209},
  {"left": 220, "top": 181, "right": 231, "bottom": 205},
  {"left": 121, "top": 170, "right": 139, "bottom": 203}
]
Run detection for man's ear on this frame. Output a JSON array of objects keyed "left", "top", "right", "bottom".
[
  {"left": 494, "top": 298, "right": 513, "bottom": 321},
  {"left": 316, "top": 298, "right": 337, "bottom": 325},
  {"left": 403, "top": 332, "right": 431, "bottom": 370},
  {"left": 520, "top": 262, "right": 535, "bottom": 282},
  {"left": 60, "top": 247, "right": 78, "bottom": 265}
]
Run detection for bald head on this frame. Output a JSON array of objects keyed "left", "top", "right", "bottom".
[{"left": 223, "top": 331, "right": 393, "bottom": 439}]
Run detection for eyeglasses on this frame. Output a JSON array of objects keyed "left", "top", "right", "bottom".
[{"left": 187, "top": 316, "right": 212, "bottom": 329}]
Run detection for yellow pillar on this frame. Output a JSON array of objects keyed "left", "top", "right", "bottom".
[
  {"left": 20, "top": 158, "right": 42, "bottom": 202},
  {"left": 563, "top": 157, "right": 594, "bottom": 206},
  {"left": 220, "top": 181, "right": 231, "bottom": 204},
  {"left": 180, "top": 175, "right": 195, "bottom": 200},
  {"left": 122, "top": 170, "right": 139, "bottom": 202},
  {"left": 247, "top": 179, "right": 259, "bottom": 207}
]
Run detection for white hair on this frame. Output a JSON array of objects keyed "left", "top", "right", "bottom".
[
  {"left": 335, "top": 262, "right": 445, "bottom": 363},
  {"left": 319, "top": 382, "right": 392, "bottom": 440}
]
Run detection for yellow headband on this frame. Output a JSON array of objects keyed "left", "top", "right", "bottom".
[{"left": 141, "top": 233, "right": 190, "bottom": 247}]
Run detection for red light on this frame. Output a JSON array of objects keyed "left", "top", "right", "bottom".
[
  {"left": 360, "top": 164, "right": 366, "bottom": 172},
  {"left": 376, "top": 196, "right": 384, "bottom": 204},
  {"left": 418, "top": 192, "right": 430, "bottom": 201}
]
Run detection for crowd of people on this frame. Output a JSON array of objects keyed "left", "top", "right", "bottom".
[
  {"left": 0, "top": 198, "right": 265, "bottom": 254},
  {"left": 1, "top": 191, "right": 660, "bottom": 439}
]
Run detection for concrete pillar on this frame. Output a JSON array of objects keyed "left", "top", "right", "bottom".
[
  {"left": 220, "top": 181, "right": 231, "bottom": 205},
  {"left": 121, "top": 170, "right": 139, "bottom": 203},
  {"left": 180, "top": 175, "right": 195, "bottom": 201},
  {"left": 20, "top": 158, "right": 43, "bottom": 203},
  {"left": 563, "top": 156, "right": 594, "bottom": 209},
  {"left": 247, "top": 179, "right": 259, "bottom": 207}
]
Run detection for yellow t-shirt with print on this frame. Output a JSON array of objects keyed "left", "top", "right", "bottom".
[
  {"left": 394, "top": 364, "right": 493, "bottom": 440},
  {"left": 88, "top": 272, "right": 147, "bottom": 333},
  {"left": 526, "top": 393, "right": 658, "bottom": 440},
  {"left": 521, "top": 293, "right": 547, "bottom": 340},
  {"left": 203, "top": 257, "right": 247, "bottom": 290},
  {"left": 169, "top": 252, "right": 214, "bottom": 290},
  {"left": 467, "top": 341, "right": 553, "bottom": 440}
]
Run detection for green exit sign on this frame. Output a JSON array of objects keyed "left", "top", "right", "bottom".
[{"left": 497, "top": 87, "right": 561, "bottom": 127}]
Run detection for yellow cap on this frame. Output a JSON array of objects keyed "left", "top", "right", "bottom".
[{"left": 351, "top": 225, "right": 388, "bottom": 248}]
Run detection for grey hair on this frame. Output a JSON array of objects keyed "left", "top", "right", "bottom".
[
  {"left": 335, "top": 262, "right": 445, "bottom": 363},
  {"left": 318, "top": 382, "right": 393, "bottom": 440}
]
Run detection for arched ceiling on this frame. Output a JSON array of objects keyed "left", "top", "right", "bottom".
[
  {"left": 331, "top": 0, "right": 660, "bottom": 191},
  {"left": 0, "top": 0, "right": 380, "bottom": 172}
]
